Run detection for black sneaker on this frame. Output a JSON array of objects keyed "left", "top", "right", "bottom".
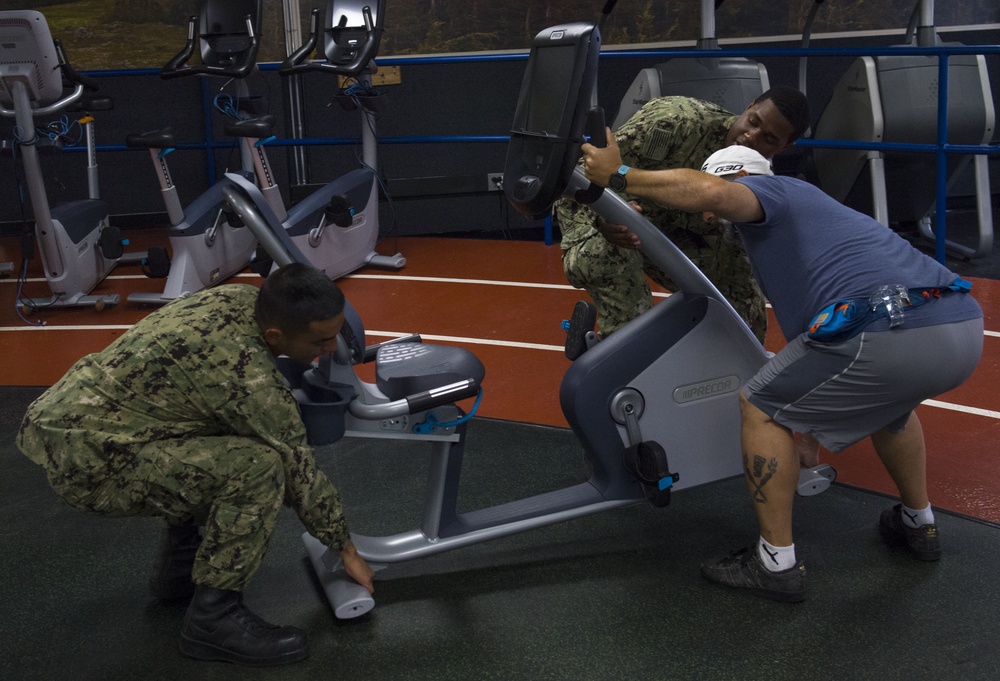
[
  {"left": 564, "top": 300, "right": 597, "bottom": 360},
  {"left": 701, "top": 546, "right": 807, "bottom": 602},
  {"left": 879, "top": 504, "right": 941, "bottom": 562}
]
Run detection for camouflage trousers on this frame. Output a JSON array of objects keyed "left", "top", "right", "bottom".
[
  {"left": 25, "top": 427, "right": 286, "bottom": 591},
  {"left": 562, "top": 232, "right": 767, "bottom": 343}
]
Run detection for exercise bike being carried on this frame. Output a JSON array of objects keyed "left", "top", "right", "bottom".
[{"left": 217, "top": 0, "right": 834, "bottom": 619}]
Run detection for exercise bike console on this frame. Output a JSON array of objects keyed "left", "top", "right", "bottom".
[
  {"left": 280, "top": 1, "right": 385, "bottom": 78},
  {"left": 504, "top": 22, "right": 601, "bottom": 219},
  {"left": 162, "top": 0, "right": 262, "bottom": 79}
]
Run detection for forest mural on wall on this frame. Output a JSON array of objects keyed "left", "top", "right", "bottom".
[{"left": 1, "top": 0, "right": 998, "bottom": 70}]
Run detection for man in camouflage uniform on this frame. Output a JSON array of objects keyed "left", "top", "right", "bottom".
[
  {"left": 555, "top": 86, "right": 811, "bottom": 344},
  {"left": 17, "top": 263, "right": 373, "bottom": 667}
]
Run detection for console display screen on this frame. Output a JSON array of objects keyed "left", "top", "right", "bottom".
[
  {"left": 524, "top": 44, "right": 577, "bottom": 136},
  {"left": 0, "top": 11, "right": 63, "bottom": 106}
]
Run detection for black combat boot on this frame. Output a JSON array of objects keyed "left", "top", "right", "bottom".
[
  {"left": 179, "top": 585, "right": 309, "bottom": 666},
  {"left": 149, "top": 524, "right": 201, "bottom": 601}
]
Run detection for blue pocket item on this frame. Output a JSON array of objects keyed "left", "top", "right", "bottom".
[
  {"left": 807, "top": 300, "right": 872, "bottom": 342},
  {"left": 807, "top": 279, "right": 972, "bottom": 343}
]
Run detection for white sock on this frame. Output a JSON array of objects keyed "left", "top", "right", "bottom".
[
  {"left": 757, "top": 537, "right": 796, "bottom": 572},
  {"left": 901, "top": 503, "right": 934, "bottom": 528}
]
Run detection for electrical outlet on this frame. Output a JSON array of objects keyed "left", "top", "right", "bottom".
[{"left": 487, "top": 172, "right": 504, "bottom": 191}]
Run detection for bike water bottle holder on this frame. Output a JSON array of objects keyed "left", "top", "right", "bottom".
[{"left": 277, "top": 356, "right": 357, "bottom": 445}]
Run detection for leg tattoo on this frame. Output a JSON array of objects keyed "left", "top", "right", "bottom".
[{"left": 745, "top": 454, "right": 779, "bottom": 503}]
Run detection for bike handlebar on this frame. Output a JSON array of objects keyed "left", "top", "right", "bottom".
[{"left": 161, "top": 14, "right": 260, "bottom": 80}]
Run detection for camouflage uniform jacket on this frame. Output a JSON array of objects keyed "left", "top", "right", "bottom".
[
  {"left": 556, "top": 96, "right": 737, "bottom": 252},
  {"left": 17, "top": 284, "right": 350, "bottom": 552}
]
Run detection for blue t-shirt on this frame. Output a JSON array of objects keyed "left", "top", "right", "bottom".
[{"left": 735, "top": 175, "right": 982, "bottom": 341}]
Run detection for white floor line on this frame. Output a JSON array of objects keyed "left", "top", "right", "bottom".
[
  {"left": 921, "top": 399, "right": 1000, "bottom": 421},
  {"left": 14, "top": 272, "right": 1000, "bottom": 323},
  {"left": 347, "top": 273, "right": 579, "bottom": 291},
  {"left": 3, "top": 323, "right": 996, "bottom": 420},
  {"left": 347, "top": 273, "right": 675, "bottom": 298},
  {"left": 0, "top": 272, "right": 260, "bottom": 284},
  {"left": 1, "top": 324, "right": 134, "bottom": 332},
  {"left": 364, "top": 329, "right": 563, "bottom": 352},
  {"left": 2, "top": 271, "right": 676, "bottom": 298}
]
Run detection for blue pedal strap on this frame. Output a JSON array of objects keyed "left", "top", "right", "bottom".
[
  {"left": 412, "top": 389, "right": 484, "bottom": 435},
  {"left": 621, "top": 441, "right": 679, "bottom": 508}
]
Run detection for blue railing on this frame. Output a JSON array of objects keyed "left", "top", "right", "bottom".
[
  {"left": 372, "top": 44, "right": 1000, "bottom": 258},
  {"left": 83, "top": 42, "right": 999, "bottom": 261},
  {"left": 614, "top": 44, "right": 1000, "bottom": 262}
]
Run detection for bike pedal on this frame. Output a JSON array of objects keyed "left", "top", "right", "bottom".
[{"left": 564, "top": 300, "right": 597, "bottom": 360}]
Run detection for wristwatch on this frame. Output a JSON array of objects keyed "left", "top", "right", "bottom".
[{"left": 608, "top": 164, "right": 630, "bottom": 192}]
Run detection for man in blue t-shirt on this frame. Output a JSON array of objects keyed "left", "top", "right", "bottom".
[{"left": 580, "top": 135, "right": 984, "bottom": 602}]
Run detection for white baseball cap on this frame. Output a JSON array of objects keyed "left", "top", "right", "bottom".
[{"left": 701, "top": 146, "right": 774, "bottom": 177}]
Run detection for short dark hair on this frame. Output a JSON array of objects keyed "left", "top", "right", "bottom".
[
  {"left": 755, "top": 86, "right": 811, "bottom": 142},
  {"left": 255, "top": 263, "right": 345, "bottom": 335}
]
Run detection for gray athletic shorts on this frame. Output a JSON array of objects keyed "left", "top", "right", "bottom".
[{"left": 742, "top": 317, "right": 983, "bottom": 453}]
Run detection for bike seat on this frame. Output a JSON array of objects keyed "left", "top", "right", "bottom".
[
  {"left": 375, "top": 342, "right": 485, "bottom": 401},
  {"left": 224, "top": 114, "right": 276, "bottom": 138},
  {"left": 68, "top": 95, "right": 114, "bottom": 113},
  {"left": 125, "top": 127, "right": 176, "bottom": 149}
]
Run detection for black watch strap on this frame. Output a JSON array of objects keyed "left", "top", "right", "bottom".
[{"left": 608, "top": 164, "right": 630, "bottom": 191}]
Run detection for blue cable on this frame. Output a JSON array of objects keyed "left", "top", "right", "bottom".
[
  {"left": 37, "top": 114, "right": 82, "bottom": 146},
  {"left": 411, "top": 389, "right": 484, "bottom": 434},
  {"left": 339, "top": 80, "right": 381, "bottom": 111},
  {"left": 212, "top": 92, "right": 251, "bottom": 121}
]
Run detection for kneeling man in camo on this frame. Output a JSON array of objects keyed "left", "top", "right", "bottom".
[{"left": 18, "top": 263, "right": 375, "bottom": 665}]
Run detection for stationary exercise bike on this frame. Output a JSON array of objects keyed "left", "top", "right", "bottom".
[
  {"left": 123, "top": 0, "right": 265, "bottom": 305},
  {"left": 218, "top": 0, "right": 832, "bottom": 620},
  {"left": 243, "top": 0, "right": 404, "bottom": 279},
  {"left": 0, "top": 10, "right": 148, "bottom": 312}
]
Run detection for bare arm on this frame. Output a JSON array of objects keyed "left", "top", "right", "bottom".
[{"left": 582, "top": 128, "right": 765, "bottom": 224}]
